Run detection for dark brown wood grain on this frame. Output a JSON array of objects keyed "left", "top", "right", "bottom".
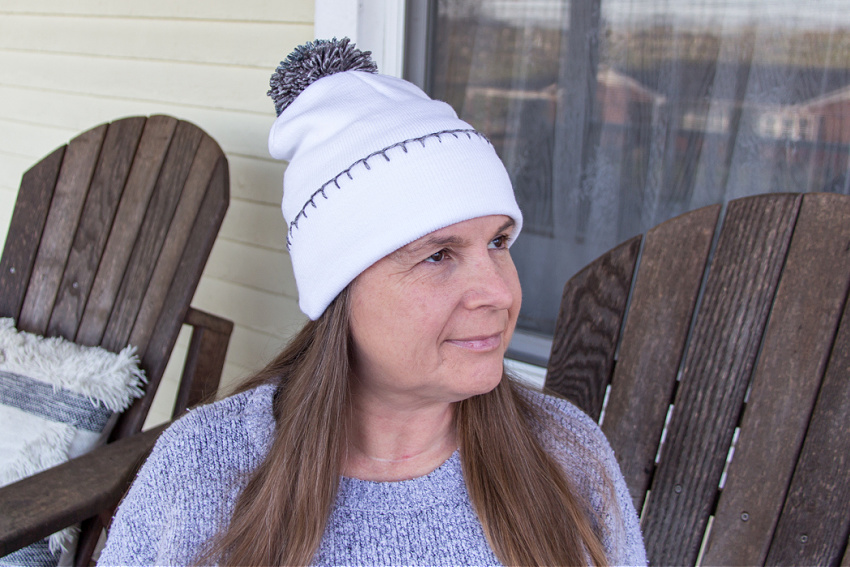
[
  {"left": 765, "top": 274, "right": 850, "bottom": 565},
  {"left": 703, "top": 193, "right": 850, "bottom": 565},
  {"left": 640, "top": 193, "right": 802, "bottom": 565},
  {"left": 128, "top": 135, "right": 224, "bottom": 352},
  {"left": 100, "top": 120, "right": 204, "bottom": 352},
  {"left": 545, "top": 235, "right": 641, "bottom": 420},
  {"left": 76, "top": 115, "right": 178, "bottom": 346},
  {"left": 0, "top": 425, "right": 164, "bottom": 556},
  {"left": 0, "top": 147, "right": 64, "bottom": 320},
  {"left": 114, "top": 153, "right": 229, "bottom": 438},
  {"left": 601, "top": 204, "right": 719, "bottom": 512},
  {"left": 46, "top": 117, "right": 147, "bottom": 341},
  {"left": 18, "top": 125, "right": 107, "bottom": 334}
]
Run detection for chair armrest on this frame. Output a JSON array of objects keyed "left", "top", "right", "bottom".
[
  {"left": 0, "top": 425, "right": 166, "bottom": 556},
  {"left": 173, "top": 307, "right": 234, "bottom": 415}
]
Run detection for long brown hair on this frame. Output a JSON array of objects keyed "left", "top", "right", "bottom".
[{"left": 198, "top": 286, "right": 609, "bottom": 566}]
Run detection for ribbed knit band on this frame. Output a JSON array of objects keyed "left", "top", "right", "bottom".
[{"left": 269, "top": 71, "right": 522, "bottom": 319}]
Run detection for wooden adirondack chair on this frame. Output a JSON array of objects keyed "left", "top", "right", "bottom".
[
  {"left": 0, "top": 115, "right": 233, "bottom": 565},
  {"left": 545, "top": 192, "right": 850, "bottom": 565}
]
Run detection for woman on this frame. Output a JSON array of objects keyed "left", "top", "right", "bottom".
[{"left": 98, "top": 39, "right": 645, "bottom": 566}]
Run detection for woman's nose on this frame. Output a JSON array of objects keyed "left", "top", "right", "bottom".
[{"left": 462, "top": 253, "right": 518, "bottom": 311}]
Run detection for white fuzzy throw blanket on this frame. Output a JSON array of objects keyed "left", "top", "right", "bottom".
[{"left": 0, "top": 318, "right": 145, "bottom": 555}]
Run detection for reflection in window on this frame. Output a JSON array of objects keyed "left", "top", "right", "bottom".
[{"left": 425, "top": 0, "right": 850, "bottom": 339}]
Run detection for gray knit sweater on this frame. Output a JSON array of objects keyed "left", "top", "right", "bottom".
[{"left": 98, "top": 384, "right": 645, "bottom": 566}]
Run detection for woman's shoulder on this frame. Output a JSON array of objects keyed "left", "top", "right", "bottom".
[
  {"left": 517, "top": 385, "right": 617, "bottom": 493},
  {"left": 518, "top": 384, "right": 648, "bottom": 565},
  {"left": 98, "top": 384, "right": 279, "bottom": 566},
  {"left": 163, "top": 383, "right": 276, "bottom": 436},
  {"left": 149, "top": 383, "right": 277, "bottom": 475},
  {"left": 519, "top": 386, "right": 606, "bottom": 447}
]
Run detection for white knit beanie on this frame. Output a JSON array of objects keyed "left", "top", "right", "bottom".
[{"left": 268, "top": 39, "right": 523, "bottom": 319}]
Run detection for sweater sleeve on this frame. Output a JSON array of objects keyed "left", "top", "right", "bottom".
[{"left": 525, "top": 388, "right": 648, "bottom": 566}]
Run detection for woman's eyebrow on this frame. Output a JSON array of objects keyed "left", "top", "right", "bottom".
[
  {"left": 394, "top": 235, "right": 466, "bottom": 261},
  {"left": 496, "top": 218, "right": 516, "bottom": 236},
  {"left": 393, "top": 218, "right": 517, "bottom": 261}
]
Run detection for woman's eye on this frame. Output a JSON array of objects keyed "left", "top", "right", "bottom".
[
  {"left": 489, "top": 235, "right": 508, "bottom": 249},
  {"left": 426, "top": 250, "right": 447, "bottom": 263}
]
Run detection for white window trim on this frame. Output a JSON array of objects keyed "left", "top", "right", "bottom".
[{"left": 314, "top": 0, "right": 407, "bottom": 78}]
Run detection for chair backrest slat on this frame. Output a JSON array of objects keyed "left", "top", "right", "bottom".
[
  {"left": 100, "top": 120, "right": 203, "bottom": 353},
  {"left": 0, "top": 147, "right": 64, "bottom": 320},
  {"left": 47, "top": 117, "right": 147, "bottom": 340},
  {"left": 545, "top": 235, "right": 641, "bottom": 421},
  {"left": 76, "top": 115, "right": 179, "bottom": 347},
  {"left": 19, "top": 125, "right": 108, "bottom": 335},
  {"left": 129, "top": 135, "right": 223, "bottom": 354},
  {"left": 765, "top": 286, "right": 850, "bottom": 564},
  {"left": 701, "top": 193, "right": 850, "bottom": 565},
  {"left": 642, "top": 194, "right": 801, "bottom": 565},
  {"left": 114, "top": 153, "right": 229, "bottom": 438},
  {"left": 601, "top": 203, "right": 719, "bottom": 512}
]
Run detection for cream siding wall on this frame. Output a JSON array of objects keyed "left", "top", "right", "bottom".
[{"left": 0, "top": 1, "right": 315, "bottom": 426}]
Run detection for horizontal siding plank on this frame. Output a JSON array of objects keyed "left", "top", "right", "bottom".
[
  {"left": 191, "top": 276, "right": 306, "bottom": 340},
  {"left": 228, "top": 154, "right": 286, "bottom": 206},
  {"left": 0, "top": 86, "right": 274, "bottom": 158},
  {"left": 221, "top": 324, "right": 298, "bottom": 379},
  {"left": 0, "top": 15, "right": 313, "bottom": 68},
  {"left": 0, "top": 0, "right": 313, "bottom": 23},
  {"left": 206, "top": 238, "right": 296, "bottom": 297},
  {"left": 0, "top": 51, "right": 271, "bottom": 114},
  {"left": 0, "top": 118, "right": 77, "bottom": 161},
  {"left": 219, "top": 198, "right": 288, "bottom": 252}
]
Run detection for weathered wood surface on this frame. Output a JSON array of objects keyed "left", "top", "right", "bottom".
[
  {"left": 75, "top": 115, "right": 178, "bottom": 347},
  {"left": 545, "top": 236, "right": 641, "bottom": 421},
  {"left": 641, "top": 194, "right": 801, "bottom": 565},
  {"left": 764, "top": 270, "right": 850, "bottom": 565},
  {"left": 46, "top": 117, "right": 147, "bottom": 341},
  {"left": 18, "top": 125, "right": 107, "bottom": 335},
  {"left": 601, "top": 204, "right": 719, "bottom": 512},
  {"left": 703, "top": 193, "right": 850, "bottom": 565},
  {"left": 0, "top": 425, "right": 165, "bottom": 556},
  {"left": 129, "top": 135, "right": 224, "bottom": 352},
  {"left": 549, "top": 192, "right": 850, "bottom": 565},
  {"left": 115, "top": 152, "right": 229, "bottom": 438},
  {"left": 174, "top": 306, "right": 234, "bottom": 416},
  {"left": 0, "top": 146, "right": 64, "bottom": 320},
  {"left": 100, "top": 119, "right": 204, "bottom": 353}
]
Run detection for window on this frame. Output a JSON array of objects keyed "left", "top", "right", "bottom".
[{"left": 406, "top": 0, "right": 850, "bottom": 364}]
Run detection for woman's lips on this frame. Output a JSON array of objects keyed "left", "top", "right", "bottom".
[{"left": 445, "top": 334, "right": 502, "bottom": 351}]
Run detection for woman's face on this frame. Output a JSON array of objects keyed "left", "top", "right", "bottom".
[{"left": 348, "top": 215, "right": 522, "bottom": 407}]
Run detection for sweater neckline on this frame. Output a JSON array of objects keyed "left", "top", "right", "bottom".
[
  {"left": 244, "top": 385, "right": 468, "bottom": 512},
  {"left": 335, "top": 450, "right": 467, "bottom": 511}
]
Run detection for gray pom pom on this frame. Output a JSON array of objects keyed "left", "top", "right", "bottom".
[{"left": 267, "top": 37, "right": 378, "bottom": 116}]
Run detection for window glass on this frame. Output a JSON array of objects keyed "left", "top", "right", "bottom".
[{"left": 425, "top": 0, "right": 850, "bottom": 339}]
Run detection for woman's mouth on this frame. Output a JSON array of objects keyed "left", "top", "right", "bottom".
[{"left": 446, "top": 334, "right": 502, "bottom": 352}]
